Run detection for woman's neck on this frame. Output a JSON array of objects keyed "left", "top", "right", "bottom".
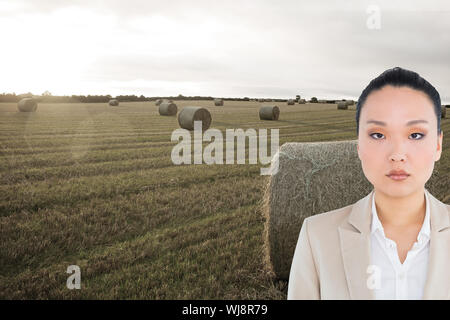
[{"left": 374, "top": 188, "right": 426, "bottom": 228}]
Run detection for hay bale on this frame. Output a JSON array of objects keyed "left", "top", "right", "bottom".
[
  {"left": 259, "top": 105, "right": 280, "bottom": 120},
  {"left": 155, "top": 99, "right": 163, "bottom": 106},
  {"left": 298, "top": 99, "right": 306, "bottom": 104},
  {"left": 442, "top": 105, "right": 447, "bottom": 119},
  {"left": 159, "top": 102, "right": 178, "bottom": 116},
  {"left": 263, "top": 140, "right": 444, "bottom": 280},
  {"left": 178, "top": 106, "right": 212, "bottom": 130},
  {"left": 17, "top": 98, "right": 37, "bottom": 112},
  {"left": 337, "top": 102, "right": 348, "bottom": 110},
  {"left": 109, "top": 99, "right": 119, "bottom": 106},
  {"left": 287, "top": 99, "right": 295, "bottom": 105},
  {"left": 214, "top": 98, "right": 224, "bottom": 106},
  {"left": 345, "top": 100, "right": 354, "bottom": 106}
]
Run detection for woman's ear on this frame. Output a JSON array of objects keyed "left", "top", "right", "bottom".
[{"left": 435, "top": 131, "right": 443, "bottom": 162}]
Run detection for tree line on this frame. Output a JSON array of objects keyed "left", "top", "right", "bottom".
[{"left": 0, "top": 93, "right": 265, "bottom": 103}]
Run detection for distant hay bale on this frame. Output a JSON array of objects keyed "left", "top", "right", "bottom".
[
  {"left": 159, "top": 102, "right": 178, "bottom": 116},
  {"left": 346, "top": 100, "right": 354, "bottom": 106},
  {"left": 109, "top": 99, "right": 119, "bottom": 106},
  {"left": 442, "top": 105, "right": 447, "bottom": 118},
  {"left": 287, "top": 99, "right": 295, "bottom": 105},
  {"left": 178, "top": 106, "right": 212, "bottom": 130},
  {"left": 17, "top": 98, "right": 37, "bottom": 112},
  {"left": 214, "top": 98, "right": 224, "bottom": 106},
  {"left": 298, "top": 99, "right": 306, "bottom": 104},
  {"left": 337, "top": 102, "right": 348, "bottom": 110},
  {"left": 259, "top": 105, "right": 280, "bottom": 120},
  {"left": 263, "top": 140, "right": 444, "bottom": 280},
  {"left": 155, "top": 99, "right": 163, "bottom": 106}
]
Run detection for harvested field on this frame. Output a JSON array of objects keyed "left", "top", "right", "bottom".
[{"left": 0, "top": 100, "right": 449, "bottom": 299}]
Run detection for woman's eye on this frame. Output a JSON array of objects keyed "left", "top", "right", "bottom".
[
  {"left": 370, "top": 133, "right": 384, "bottom": 139},
  {"left": 410, "top": 133, "right": 425, "bottom": 140}
]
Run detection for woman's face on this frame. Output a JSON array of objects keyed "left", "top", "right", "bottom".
[{"left": 357, "top": 85, "right": 443, "bottom": 198}]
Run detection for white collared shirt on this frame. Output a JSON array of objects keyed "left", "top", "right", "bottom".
[{"left": 370, "top": 190, "right": 431, "bottom": 300}]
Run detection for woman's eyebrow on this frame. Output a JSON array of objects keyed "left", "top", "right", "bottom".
[{"left": 366, "top": 119, "right": 429, "bottom": 126}]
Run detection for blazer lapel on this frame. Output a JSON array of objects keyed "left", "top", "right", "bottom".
[
  {"left": 338, "top": 190, "right": 375, "bottom": 300},
  {"left": 422, "top": 189, "right": 450, "bottom": 299}
]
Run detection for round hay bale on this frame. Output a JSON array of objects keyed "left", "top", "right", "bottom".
[
  {"left": 109, "top": 99, "right": 119, "bottom": 106},
  {"left": 298, "top": 99, "right": 306, "bottom": 104},
  {"left": 259, "top": 105, "right": 280, "bottom": 120},
  {"left": 159, "top": 102, "right": 178, "bottom": 116},
  {"left": 178, "top": 106, "right": 212, "bottom": 131},
  {"left": 214, "top": 98, "right": 224, "bottom": 106},
  {"left": 18, "top": 98, "right": 37, "bottom": 112},
  {"left": 345, "top": 100, "right": 354, "bottom": 106},
  {"left": 155, "top": 99, "right": 163, "bottom": 106},
  {"left": 287, "top": 99, "right": 295, "bottom": 105},
  {"left": 337, "top": 102, "right": 348, "bottom": 110},
  {"left": 442, "top": 105, "right": 447, "bottom": 119},
  {"left": 263, "top": 140, "right": 445, "bottom": 280}
]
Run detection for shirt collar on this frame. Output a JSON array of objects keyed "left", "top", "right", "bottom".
[{"left": 371, "top": 190, "right": 431, "bottom": 241}]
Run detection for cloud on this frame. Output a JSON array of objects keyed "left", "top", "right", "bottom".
[{"left": 0, "top": 0, "right": 449, "bottom": 101}]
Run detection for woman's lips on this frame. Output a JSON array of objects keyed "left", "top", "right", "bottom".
[{"left": 387, "top": 174, "right": 409, "bottom": 181}]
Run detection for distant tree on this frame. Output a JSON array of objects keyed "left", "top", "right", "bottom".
[
  {"left": 310, "top": 97, "right": 318, "bottom": 103},
  {"left": 42, "top": 90, "right": 52, "bottom": 96}
]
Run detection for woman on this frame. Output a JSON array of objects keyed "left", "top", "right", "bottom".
[{"left": 287, "top": 67, "right": 448, "bottom": 300}]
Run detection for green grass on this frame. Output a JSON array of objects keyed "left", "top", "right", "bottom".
[{"left": 0, "top": 101, "right": 449, "bottom": 299}]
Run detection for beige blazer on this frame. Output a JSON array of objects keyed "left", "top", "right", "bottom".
[{"left": 288, "top": 188, "right": 450, "bottom": 300}]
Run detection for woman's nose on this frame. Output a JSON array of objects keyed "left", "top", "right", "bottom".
[{"left": 389, "top": 153, "right": 406, "bottom": 162}]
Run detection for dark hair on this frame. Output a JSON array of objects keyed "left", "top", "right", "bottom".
[{"left": 356, "top": 67, "right": 442, "bottom": 135}]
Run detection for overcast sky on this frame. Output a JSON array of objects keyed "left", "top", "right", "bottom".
[{"left": 0, "top": 0, "right": 449, "bottom": 102}]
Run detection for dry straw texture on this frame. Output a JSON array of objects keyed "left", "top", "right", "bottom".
[
  {"left": 109, "top": 99, "right": 119, "bottom": 106},
  {"left": 17, "top": 98, "right": 37, "bottom": 112},
  {"left": 259, "top": 105, "right": 280, "bottom": 120},
  {"left": 159, "top": 102, "right": 178, "bottom": 116},
  {"left": 214, "top": 98, "right": 224, "bottom": 106},
  {"left": 287, "top": 99, "right": 295, "bottom": 105},
  {"left": 442, "top": 105, "right": 447, "bottom": 119},
  {"left": 262, "top": 140, "right": 443, "bottom": 279},
  {"left": 155, "top": 99, "right": 163, "bottom": 106},
  {"left": 178, "top": 106, "right": 212, "bottom": 130},
  {"left": 337, "top": 102, "right": 348, "bottom": 110}
]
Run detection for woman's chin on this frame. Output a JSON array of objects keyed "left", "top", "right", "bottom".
[{"left": 375, "top": 182, "right": 418, "bottom": 198}]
